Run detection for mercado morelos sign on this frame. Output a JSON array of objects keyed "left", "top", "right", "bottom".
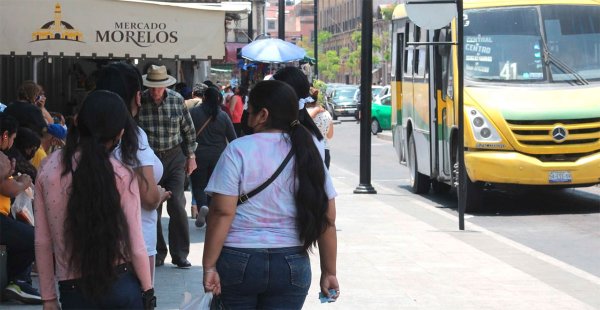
[{"left": 1, "top": 0, "right": 228, "bottom": 59}]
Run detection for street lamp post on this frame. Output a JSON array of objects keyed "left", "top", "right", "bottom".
[
  {"left": 457, "top": 0, "right": 466, "bottom": 230},
  {"left": 354, "top": 0, "right": 377, "bottom": 195},
  {"left": 278, "top": 0, "right": 285, "bottom": 40},
  {"left": 314, "top": 0, "right": 318, "bottom": 79}
]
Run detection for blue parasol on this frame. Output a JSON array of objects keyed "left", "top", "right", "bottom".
[{"left": 241, "top": 38, "right": 307, "bottom": 63}]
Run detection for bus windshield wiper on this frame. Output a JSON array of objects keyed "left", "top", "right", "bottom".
[{"left": 543, "top": 49, "right": 589, "bottom": 85}]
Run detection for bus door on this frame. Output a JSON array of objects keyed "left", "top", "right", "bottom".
[
  {"left": 411, "top": 25, "right": 431, "bottom": 177},
  {"left": 431, "top": 28, "right": 454, "bottom": 183},
  {"left": 391, "top": 24, "right": 406, "bottom": 163}
]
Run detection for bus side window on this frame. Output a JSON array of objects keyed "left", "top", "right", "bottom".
[
  {"left": 417, "top": 29, "right": 428, "bottom": 77},
  {"left": 405, "top": 23, "right": 415, "bottom": 76},
  {"left": 446, "top": 48, "right": 454, "bottom": 99},
  {"left": 395, "top": 32, "right": 404, "bottom": 79},
  {"left": 441, "top": 29, "right": 454, "bottom": 99}
]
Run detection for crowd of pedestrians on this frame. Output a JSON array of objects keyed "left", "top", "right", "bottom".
[{"left": 0, "top": 63, "right": 338, "bottom": 309}]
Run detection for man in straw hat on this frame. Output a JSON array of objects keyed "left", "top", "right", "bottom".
[{"left": 138, "top": 65, "right": 197, "bottom": 268}]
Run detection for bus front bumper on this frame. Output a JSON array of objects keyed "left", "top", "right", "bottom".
[{"left": 464, "top": 151, "right": 600, "bottom": 185}]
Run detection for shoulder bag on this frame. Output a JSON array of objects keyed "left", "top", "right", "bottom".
[
  {"left": 196, "top": 116, "right": 213, "bottom": 138},
  {"left": 238, "top": 148, "right": 294, "bottom": 205}
]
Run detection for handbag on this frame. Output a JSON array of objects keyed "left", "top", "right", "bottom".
[{"left": 238, "top": 148, "right": 294, "bottom": 205}]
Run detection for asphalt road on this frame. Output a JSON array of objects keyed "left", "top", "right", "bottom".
[{"left": 329, "top": 118, "right": 600, "bottom": 278}]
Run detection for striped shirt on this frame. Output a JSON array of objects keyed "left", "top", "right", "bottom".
[{"left": 137, "top": 88, "right": 197, "bottom": 156}]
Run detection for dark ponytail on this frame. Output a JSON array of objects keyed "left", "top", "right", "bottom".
[
  {"left": 201, "top": 86, "right": 222, "bottom": 120},
  {"left": 95, "top": 62, "right": 142, "bottom": 168},
  {"left": 273, "top": 67, "right": 324, "bottom": 141},
  {"left": 248, "top": 80, "right": 331, "bottom": 251},
  {"left": 62, "top": 90, "right": 132, "bottom": 299}
]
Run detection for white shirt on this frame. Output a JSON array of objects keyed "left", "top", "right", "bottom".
[
  {"left": 205, "top": 133, "right": 336, "bottom": 248},
  {"left": 114, "top": 127, "right": 163, "bottom": 256}
]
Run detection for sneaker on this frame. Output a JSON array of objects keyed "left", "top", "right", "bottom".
[
  {"left": 195, "top": 206, "right": 209, "bottom": 229},
  {"left": 3, "top": 280, "right": 42, "bottom": 304}
]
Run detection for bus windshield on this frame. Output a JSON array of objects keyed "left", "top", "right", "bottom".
[{"left": 464, "top": 5, "right": 600, "bottom": 83}]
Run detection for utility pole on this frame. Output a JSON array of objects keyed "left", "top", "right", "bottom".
[
  {"left": 457, "top": 0, "right": 465, "bottom": 230},
  {"left": 354, "top": 0, "right": 377, "bottom": 195},
  {"left": 254, "top": 0, "right": 266, "bottom": 37},
  {"left": 313, "top": 0, "right": 318, "bottom": 79},
  {"left": 248, "top": 7, "right": 253, "bottom": 42},
  {"left": 278, "top": 0, "right": 285, "bottom": 40}
]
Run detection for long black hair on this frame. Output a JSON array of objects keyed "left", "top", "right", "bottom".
[
  {"left": 248, "top": 80, "right": 331, "bottom": 251},
  {"left": 62, "top": 90, "right": 133, "bottom": 299},
  {"left": 273, "top": 67, "right": 324, "bottom": 141},
  {"left": 0, "top": 113, "right": 19, "bottom": 144},
  {"left": 95, "top": 62, "right": 141, "bottom": 168},
  {"left": 10, "top": 127, "right": 41, "bottom": 181},
  {"left": 201, "top": 86, "right": 222, "bottom": 120}
]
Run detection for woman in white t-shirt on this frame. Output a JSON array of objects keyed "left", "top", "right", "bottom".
[
  {"left": 306, "top": 88, "right": 334, "bottom": 168},
  {"left": 96, "top": 63, "right": 171, "bottom": 281},
  {"left": 202, "top": 80, "right": 339, "bottom": 309}
]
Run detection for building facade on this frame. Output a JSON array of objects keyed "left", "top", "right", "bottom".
[{"left": 318, "top": 0, "right": 396, "bottom": 84}]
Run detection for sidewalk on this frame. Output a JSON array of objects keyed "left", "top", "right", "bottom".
[
  {"left": 3, "top": 163, "right": 599, "bottom": 309},
  {"left": 126, "top": 164, "right": 600, "bottom": 309}
]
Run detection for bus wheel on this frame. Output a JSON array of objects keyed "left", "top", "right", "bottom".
[
  {"left": 453, "top": 148, "right": 483, "bottom": 212},
  {"left": 371, "top": 119, "right": 381, "bottom": 135},
  {"left": 432, "top": 180, "right": 451, "bottom": 194},
  {"left": 408, "top": 135, "right": 430, "bottom": 194}
]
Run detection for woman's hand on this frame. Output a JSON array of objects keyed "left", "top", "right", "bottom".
[
  {"left": 320, "top": 273, "right": 340, "bottom": 301},
  {"left": 203, "top": 268, "right": 221, "bottom": 295},
  {"left": 158, "top": 185, "right": 172, "bottom": 204},
  {"left": 15, "top": 174, "right": 32, "bottom": 189}
]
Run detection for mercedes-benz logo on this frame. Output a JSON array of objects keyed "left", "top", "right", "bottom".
[{"left": 551, "top": 126, "right": 568, "bottom": 143}]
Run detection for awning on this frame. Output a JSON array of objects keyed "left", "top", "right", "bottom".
[{"left": 0, "top": 0, "right": 250, "bottom": 60}]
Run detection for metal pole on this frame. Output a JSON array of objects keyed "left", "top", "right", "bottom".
[
  {"left": 278, "top": 0, "right": 285, "bottom": 40},
  {"left": 354, "top": 0, "right": 377, "bottom": 194},
  {"left": 457, "top": 0, "right": 465, "bottom": 230},
  {"left": 314, "top": 0, "right": 318, "bottom": 79},
  {"left": 248, "top": 6, "right": 253, "bottom": 43}
]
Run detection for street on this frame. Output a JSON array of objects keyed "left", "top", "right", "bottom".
[
  {"left": 3, "top": 119, "right": 599, "bottom": 309},
  {"left": 333, "top": 118, "right": 600, "bottom": 279}
]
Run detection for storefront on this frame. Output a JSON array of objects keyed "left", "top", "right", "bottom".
[{"left": 0, "top": 0, "right": 250, "bottom": 114}]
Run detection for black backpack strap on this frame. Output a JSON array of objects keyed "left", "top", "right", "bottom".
[{"left": 238, "top": 148, "right": 294, "bottom": 205}]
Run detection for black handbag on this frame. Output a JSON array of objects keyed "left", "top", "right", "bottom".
[{"left": 237, "top": 149, "right": 294, "bottom": 205}]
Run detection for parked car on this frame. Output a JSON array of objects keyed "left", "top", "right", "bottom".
[
  {"left": 371, "top": 94, "right": 392, "bottom": 135},
  {"left": 376, "top": 85, "right": 391, "bottom": 100},
  {"left": 324, "top": 83, "right": 346, "bottom": 118},
  {"left": 353, "top": 86, "right": 390, "bottom": 120},
  {"left": 327, "top": 86, "right": 359, "bottom": 120}
]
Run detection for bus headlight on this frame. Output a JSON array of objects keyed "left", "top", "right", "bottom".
[{"left": 466, "top": 107, "right": 501, "bottom": 142}]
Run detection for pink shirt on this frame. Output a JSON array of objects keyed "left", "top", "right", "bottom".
[
  {"left": 230, "top": 95, "right": 244, "bottom": 123},
  {"left": 34, "top": 151, "right": 150, "bottom": 301}
]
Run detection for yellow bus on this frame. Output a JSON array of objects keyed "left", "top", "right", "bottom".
[{"left": 390, "top": 0, "right": 600, "bottom": 211}]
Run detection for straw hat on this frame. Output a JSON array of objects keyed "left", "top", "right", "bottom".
[{"left": 142, "top": 65, "right": 176, "bottom": 88}]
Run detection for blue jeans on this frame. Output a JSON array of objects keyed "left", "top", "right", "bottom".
[
  {"left": 58, "top": 271, "right": 143, "bottom": 309},
  {"left": 217, "top": 246, "right": 311, "bottom": 310},
  {"left": 0, "top": 214, "right": 34, "bottom": 282}
]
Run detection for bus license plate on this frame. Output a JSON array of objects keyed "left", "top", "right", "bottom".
[{"left": 549, "top": 171, "right": 572, "bottom": 183}]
